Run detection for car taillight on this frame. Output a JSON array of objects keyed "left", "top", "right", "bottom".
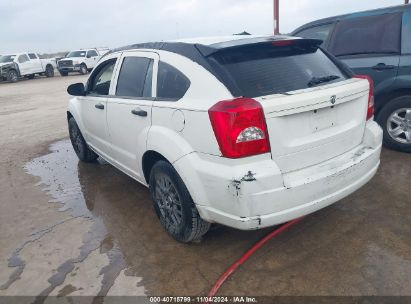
[
  {"left": 208, "top": 98, "right": 270, "bottom": 158},
  {"left": 354, "top": 75, "right": 374, "bottom": 120}
]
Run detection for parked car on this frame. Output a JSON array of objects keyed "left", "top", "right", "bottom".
[
  {"left": 0, "top": 53, "right": 56, "bottom": 82},
  {"left": 58, "top": 48, "right": 109, "bottom": 76},
  {"left": 66, "top": 36, "right": 382, "bottom": 242},
  {"left": 292, "top": 4, "right": 411, "bottom": 153}
]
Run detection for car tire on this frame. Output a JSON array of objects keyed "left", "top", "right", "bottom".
[
  {"left": 149, "top": 160, "right": 210, "bottom": 243},
  {"left": 7, "top": 70, "right": 18, "bottom": 83},
  {"left": 59, "top": 71, "right": 68, "bottom": 77},
  {"left": 45, "top": 65, "right": 54, "bottom": 77},
  {"left": 68, "top": 117, "right": 99, "bottom": 162},
  {"left": 377, "top": 96, "right": 411, "bottom": 153},
  {"left": 79, "top": 64, "right": 88, "bottom": 75},
  {"left": 27, "top": 74, "right": 35, "bottom": 79}
]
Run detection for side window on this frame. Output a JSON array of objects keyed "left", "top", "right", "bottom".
[
  {"left": 329, "top": 13, "right": 402, "bottom": 56},
  {"left": 157, "top": 61, "right": 190, "bottom": 100},
  {"left": 18, "top": 54, "right": 29, "bottom": 63},
  {"left": 402, "top": 11, "right": 411, "bottom": 54},
  {"left": 87, "top": 50, "right": 98, "bottom": 57},
  {"left": 88, "top": 59, "right": 117, "bottom": 96},
  {"left": 295, "top": 23, "right": 333, "bottom": 46},
  {"left": 28, "top": 53, "right": 37, "bottom": 59},
  {"left": 116, "top": 57, "right": 153, "bottom": 98}
]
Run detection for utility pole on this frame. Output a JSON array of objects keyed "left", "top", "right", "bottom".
[{"left": 273, "top": 0, "right": 279, "bottom": 35}]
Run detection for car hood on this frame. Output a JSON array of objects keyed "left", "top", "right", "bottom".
[{"left": 0, "top": 62, "right": 14, "bottom": 68}]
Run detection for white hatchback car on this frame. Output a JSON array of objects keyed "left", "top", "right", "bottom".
[{"left": 67, "top": 36, "right": 383, "bottom": 243}]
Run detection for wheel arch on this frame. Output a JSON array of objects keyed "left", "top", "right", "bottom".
[
  {"left": 142, "top": 150, "right": 169, "bottom": 183},
  {"left": 376, "top": 88, "right": 411, "bottom": 115}
]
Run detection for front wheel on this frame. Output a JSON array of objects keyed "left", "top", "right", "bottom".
[
  {"left": 68, "top": 117, "right": 99, "bottom": 162},
  {"left": 59, "top": 70, "right": 68, "bottom": 76},
  {"left": 149, "top": 161, "right": 210, "bottom": 243},
  {"left": 377, "top": 96, "right": 411, "bottom": 153},
  {"left": 7, "top": 70, "right": 18, "bottom": 83}
]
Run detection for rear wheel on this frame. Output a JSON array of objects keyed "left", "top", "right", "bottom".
[
  {"left": 377, "top": 96, "right": 411, "bottom": 153},
  {"left": 68, "top": 117, "right": 99, "bottom": 162},
  {"left": 59, "top": 70, "right": 68, "bottom": 76},
  {"left": 45, "top": 65, "right": 54, "bottom": 77},
  {"left": 27, "top": 74, "right": 35, "bottom": 79},
  {"left": 7, "top": 70, "right": 18, "bottom": 83},
  {"left": 149, "top": 160, "right": 210, "bottom": 243}
]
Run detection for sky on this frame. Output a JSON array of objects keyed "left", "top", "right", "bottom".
[{"left": 0, "top": 0, "right": 406, "bottom": 53}]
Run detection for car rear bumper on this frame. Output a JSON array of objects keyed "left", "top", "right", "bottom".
[{"left": 174, "top": 120, "right": 383, "bottom": 230}]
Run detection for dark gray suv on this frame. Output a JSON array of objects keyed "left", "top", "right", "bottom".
[{"left": 292, "top": 4, "right": 411, "bottom": 153}]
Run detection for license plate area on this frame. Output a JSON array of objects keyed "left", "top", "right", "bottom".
[{"left": 310, "top": 106, "right": 337, "bottom": 132}]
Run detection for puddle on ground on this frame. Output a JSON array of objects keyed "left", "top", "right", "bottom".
[
  {"left": 2, "top": 140, "right": 411, "bottom": 297},
  {"left": 3, "top": 139, "right": 269, "bottom": 298}
]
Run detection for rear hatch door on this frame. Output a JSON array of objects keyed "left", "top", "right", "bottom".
[{"left": 207, "top": 38, "right": 370, "bottom": 173}]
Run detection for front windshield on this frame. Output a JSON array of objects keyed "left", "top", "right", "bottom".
[
  {"left": 66, "top": 51, "right": 86, "bottom": 58},
  {"left": 0, "top": 55, "right": 16, "bottom": 63}
]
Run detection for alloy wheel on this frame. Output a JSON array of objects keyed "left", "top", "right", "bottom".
[
  {"left": 153, "top": 173, "right": 183, "bottom": 231},
  {"left": 387, "top": 108, "right": 411, "bottom": 144}
]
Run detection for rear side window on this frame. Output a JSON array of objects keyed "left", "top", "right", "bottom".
[
  {"left": 329, "top": 13, "right": 402, "bottom": 56},
  {"left": 157, "top": 62, "right": 190, "bottom": 100},
  {"left": 116, "top": 57, "right": 153, "bottom": 98},
  {"left": 295, "top": 23, "right": 333, "bottom": 46},
  {"left": 28, "top": 53, "right": 37, "bottom": 59},
  {"left": 87, "top": 50, "right": 98, "bottom": 57},
  {"left": 209, "top": 43, "right": 346, "bottom": 98}
]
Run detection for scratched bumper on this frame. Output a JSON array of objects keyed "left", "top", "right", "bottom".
[{"left": 174, "top": 120, "right": 383, "bottom": 230}]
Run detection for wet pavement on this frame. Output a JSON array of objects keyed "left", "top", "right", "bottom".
[{"left": 0, "top": 76, "right": 410, "bottom": 300}]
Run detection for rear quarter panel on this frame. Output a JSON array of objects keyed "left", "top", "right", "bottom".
[{"left": 147, "top": 50, "right": 233, "bottom": 163}]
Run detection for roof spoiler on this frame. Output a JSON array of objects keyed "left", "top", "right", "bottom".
[{"left": 195, "top": 37, "right": 323, "bottom": 57}]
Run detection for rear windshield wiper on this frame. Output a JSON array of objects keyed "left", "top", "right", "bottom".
[{"left": 307, "top": 75, "right": 340, "bottom": 87}]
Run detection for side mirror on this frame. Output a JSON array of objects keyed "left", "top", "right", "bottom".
[{"left": 67, "top": 83, "right": 86, "bottom": 96}]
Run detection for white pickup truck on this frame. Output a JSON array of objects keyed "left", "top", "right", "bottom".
[
  {"left": 57, "top": 48, "right": 109, "bottom": 76},
  {"left": 0, "top": 53, "right": 56, "bottom": 82}
]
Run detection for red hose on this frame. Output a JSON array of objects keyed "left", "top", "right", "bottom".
[{"left": 206, "top": 217, "right": 303, "bottom": 300}]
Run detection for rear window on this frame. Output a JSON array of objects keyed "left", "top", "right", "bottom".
[
  {"left": 209, "top": 43, "right": 347, "bottom": 98},
  {"left": 329, "top": 13, "right": 402, "bottom": 56}
]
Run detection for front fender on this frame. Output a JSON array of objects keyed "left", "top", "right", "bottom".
[{"left": 67, "top": 97, "right": 87, "bottom": 139}]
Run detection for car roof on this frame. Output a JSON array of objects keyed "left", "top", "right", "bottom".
[
  {"left": 108, "top": 34, "right": 304, "bottom": 56},
  {"left": 292, "top": 4, "right": 410, "bottom": 33},
  {"left": 102, "top": 35, "right": 322, "bottom": 97}
]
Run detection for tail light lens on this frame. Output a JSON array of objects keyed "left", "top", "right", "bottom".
[
  {"left": 208, "top": 98, "right": 270, "bottom": 158},
  {"left": 354, "top": 75, "right": 374, "bottom": 120}
]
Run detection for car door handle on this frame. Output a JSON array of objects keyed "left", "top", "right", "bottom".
[
  {"left": 131, "top": 109, "right": 147, "bottom": 117},
  {"left": 95, "top": 103, "right": 104, "bottom": 110},
  {"left": 372, "top": 63, "right": 395, "bottom": 71}
]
